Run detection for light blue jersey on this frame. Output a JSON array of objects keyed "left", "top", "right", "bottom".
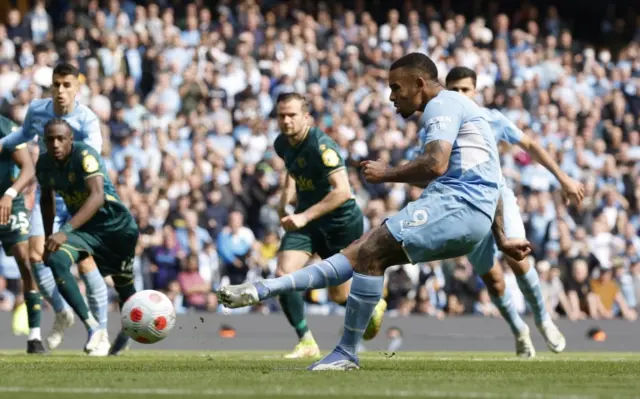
[
  {"left": 386, "top": 90, "right": 500, "bottom": 265},
  {"left": 480, "top": 107, "right": 524, "bottom": 187},
  {"left": 467, "top": 107, "right": 527, "bottom": 275},
  {"left": 1, "top": 98, "right": 102, "bottom": 153},
  {"left": 417, "top": 90, "right": 501, "bottom": 219},
  {"left": 0, "top": 98, "right": 103, "bottom": 237}
]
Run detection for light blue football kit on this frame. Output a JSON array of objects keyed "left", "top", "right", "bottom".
[
  {"left": 465, "top": 108, "right": 527, "bottom": 275},
  {"left": 0, "top": 98, "right": 109, "bottom": 330},
  {"left": 385, "top": 90, "right": 501, "bottom": 266}
]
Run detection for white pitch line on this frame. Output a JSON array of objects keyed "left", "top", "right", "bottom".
[{"left": 0, "top": 386, "right": 604, "bottom": 399}]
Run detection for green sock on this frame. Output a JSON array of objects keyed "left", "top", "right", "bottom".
[
  {"left": 278, "top": 292, "right": 309, "bottom": 339},
  {"left": 24, "top": 291, "right": 42, "bottom": 328},
  {"left": 47, "top": 252, "right": 95, "bottom": 328},
  {"left": 112, "top": 275, "right": 137, "bottom": 309}
]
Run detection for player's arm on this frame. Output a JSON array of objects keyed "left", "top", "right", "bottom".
[
  {"left": 9, "top": 145, "right": 35, "bottom": 196},
  {"left": 301, "top": 168, "right": 352, "bottom": 222},
  {"left": 491, "top": 197, "right": 531, "bottom": 261},
  {"left": 380, "top": 140, "right": 452, "bottom": 185},
  {"left": 373, "top": 98, "right": 460, "bottom": 186},
  {"left": 0, "top": 108, "right": 37, "bottom": 151},
  {"left": 40, "top": 188, "right": 56, "bottom": 239},
  {"left": 499, "top": 114, "right": 583, "bottom": 204},
  {"left": 64, "top": 174, "right": 105, "bottom": 232},
  {"left": 278, "top": 173, "right": 296, "bottom": 218}
]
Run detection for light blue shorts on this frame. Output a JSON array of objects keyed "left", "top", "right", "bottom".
[
  {"left": 0, "top": 248, "right": 19, "bottom": 279},
  {"left": 29, "top": 203, "right": 71, "bottom": 238},
  {"left": 385, "top": 192, "right": 493, "bottom": 265},
  {"left": 467, "top": 184, "right": 525, "bottom": 276}
]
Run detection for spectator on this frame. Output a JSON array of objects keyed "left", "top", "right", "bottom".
[
  {"left": 177, "top": 254, "right": 209, "bottom": 310},
  {"left": 217, "top": 211, "right": 255, "bottom": 286},
  {"left": 590, "top": 266, "right": 637, "bottom": 320},
  {"left": 565, "top": 259, "right": 597, "bottom": 319},
  {"left": 149, "top": 226, "right": 184, "bottom": 291}
]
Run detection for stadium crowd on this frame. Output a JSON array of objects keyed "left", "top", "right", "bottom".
[{"left": 0, "top": 0, "right": 639, "bottom": 323}]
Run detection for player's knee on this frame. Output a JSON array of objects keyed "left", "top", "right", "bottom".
[
  {"left": 276, "top": 262, "right": 301, "bottom": 277},
  {"left": 77, "top": 258, "right": 97, "bottom": 274},
  {"left": 44, "top": 251, "right": 73, "bottom": 277},
  {"left": 29, "top": 251, "right": 44, "bottom": 265},
  {"left": 352, "top": 240, "right": 385, "bottom": 276},
  {"left": 484, "top": 275, "right": 505, "bottom": 296},
  {"left": 276, "top": 252, "right": 307, "bottom": 276},
  {"left": 506, "top": 256, "right": 529, "bottom": 276},
  {"left": 112, "top": 275, "right": 136, "bottom": 304},
  {"left": 328, "top": 286, "right": 349, "bottom": 305}
]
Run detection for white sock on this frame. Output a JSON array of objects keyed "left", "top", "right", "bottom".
[{"left": 28, "top": 327, "right": 41, "bottom": 341}]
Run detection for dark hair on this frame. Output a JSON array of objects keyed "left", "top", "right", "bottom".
[
  {"left": 390, "top": 52, "right": 438, "bottom": 81},
  {"left": 52, "top": 62, "right": 79, "bottom": 78},
  {"left": 44, "top": 118, "right": 72, "bottom": 135},
  {"left": 445, "top": 66, "right": 477, "bottom": 87},
  {"left": 276, "top": 92, "right": 309, "bottom": 112}
]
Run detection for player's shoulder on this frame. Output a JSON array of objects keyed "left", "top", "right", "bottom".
[
  {"left": 273, "top": 134, "right": 287, "bottom": 156},
  {"left": 27, "top": 98, "right": 52, "bottom": 113},
  {"left": 309, "top": 127, "right": 343, "bottom": 167},
  {"left": 74, "top": 141, "right": 100, "bottom": 157},
  {"left": 35, "top": 152, "right": 52, "bottom": 170},
  {"left": 309, "top": 126, "right": 337, "bottom": 148},
  {"left": 75, "top": 103, "right": 99, "bottom": 121},
  {"left": 74, "top": 142, "right": 103, "bottom": 174}
]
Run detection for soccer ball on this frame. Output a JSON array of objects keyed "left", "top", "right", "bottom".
[{"left": 121, "top": 290, "right": 176, "bottom": 344}]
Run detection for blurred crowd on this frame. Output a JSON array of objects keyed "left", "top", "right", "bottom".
[{"left": 0, "top": 0, "right": 639, "bottom": 322}]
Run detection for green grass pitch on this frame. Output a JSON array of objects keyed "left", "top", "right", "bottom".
[{"left": 0, "top": 351, "right": 638, "bottom": 398}]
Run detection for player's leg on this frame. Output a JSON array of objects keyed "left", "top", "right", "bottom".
[
  {"left": 506, "top": 255, "right": 565, "bottom": 352},
  {"left": 275, "top": 235, "right": 319, "bottom": 358},
  {"left": 322, "top": 214, "right": 387, "bottom": 342},
  {"left": 108, "top": 271, "right": 137, "bottom": 356},
  {"left": 500, "top": 186, "right": 565, "bottom": 352},
  {"left": 44, "top": 245, "right": 104, "bottom": 353},
  {"left": 307, "top": 196, "right": 493, "bottom": 370},
  {"left": 467, "top": 232, "right": 534, "bottom": 358},
  {"left": 1, "top": 250, "right": 29, "bottom": 336},
  {"left": 76, "top": 257, "right": 109, "bottom": 330},
  {"left": 29, "top": 207, "right": 74, "bottom": 350},
  {"left": 99, "top": 225, "right": 139, "bottom": 356},
  {"left": 10, "top": 240, "right": 46, "bottom": 353},
  {"left": 56, "top": 210, "right": 109, "bottom": 332}
]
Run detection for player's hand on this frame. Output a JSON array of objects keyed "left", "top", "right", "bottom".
[
  {"left": 281, "top": 213, "right": 309, "bottom": 231},
  {"left": 45, "top": 232, "right": 68, "bottom": 253},
  {"left": 0, "top": 195, "right": 13, "bottom": 225},
  {"left": 360, "top": 159, "right": 387, "bottom": 184},
  {"left": 498, "top": 238, "right": 532, "bottom": 261},
  {"left": 561, "top": 178, "right": 585, "bottom": 206}
]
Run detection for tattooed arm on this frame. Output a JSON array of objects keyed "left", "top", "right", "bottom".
[
  {"left": 380, "top": 140, "right": 452, "bottom": 185},
  {"left": 492, "top": 196, "right": 532, "bottom": 261},
  {"left": 491, "top": 197, "right": 508, "bottom": 247}
]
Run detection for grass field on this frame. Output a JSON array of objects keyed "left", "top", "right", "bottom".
[{"left": 0, "top": 351, "right": 638, "bottom": 399}]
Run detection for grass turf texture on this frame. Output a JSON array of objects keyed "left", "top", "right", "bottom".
[{"left": 0, "top": 351, "right": 637, "bottom": 399}]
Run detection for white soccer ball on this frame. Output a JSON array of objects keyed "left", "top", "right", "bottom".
[{"left": 121, "top": 290, "right": 176, "bottom": 344}]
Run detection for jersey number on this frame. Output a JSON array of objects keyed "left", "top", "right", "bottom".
[
  {"left": 120, "top": 258, "right": 134, "bottom": 274},
  {"left": 10, "top": 212, "right": 29, "bottom": 234}
]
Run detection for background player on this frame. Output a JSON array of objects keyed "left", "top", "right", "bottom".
[
  {"left": 219, "top": 53, "right": 532, "bottom": 370},
  {"left": 0, "top": 115, "right": 45, "bottom": 354},
  {"left": 445, "top": 66, "right": 585, "bottom": 355},
  {"left": 0, "top": 63, "right": 110, "bottom": 354},
  {"left": 37, "top": 119, "right": 140, "bottom": 356},
  {"left": 271, "top": 92, "right": 386, "bottom": 358}
]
